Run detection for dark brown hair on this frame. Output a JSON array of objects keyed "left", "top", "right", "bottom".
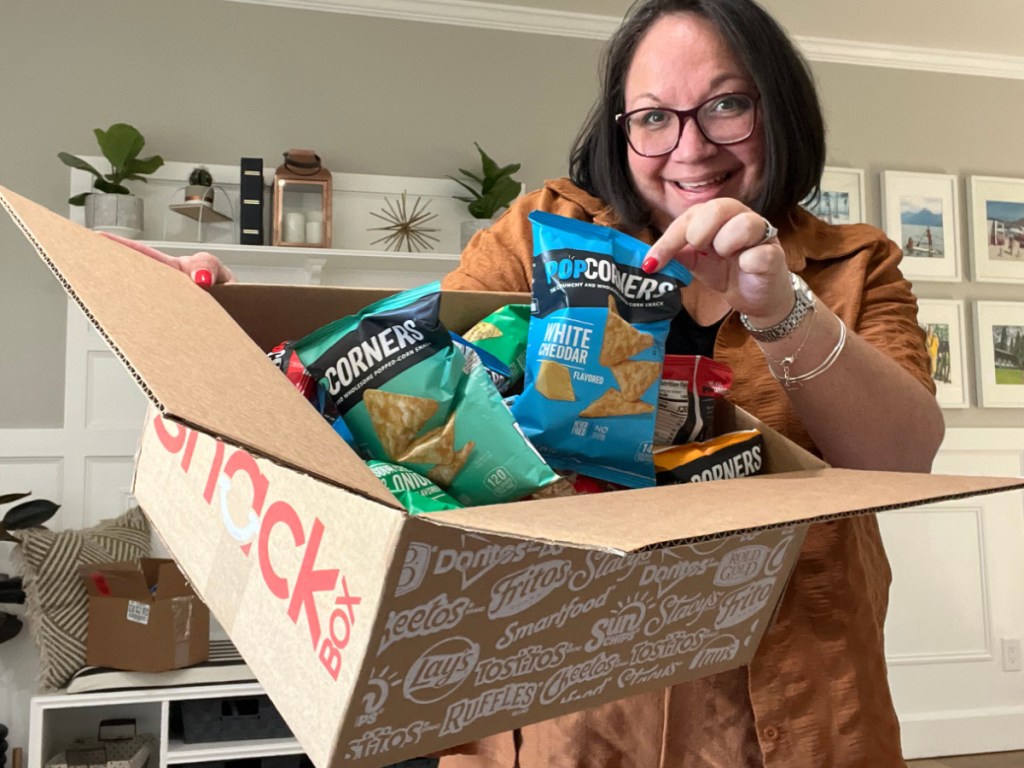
[{"left": 569, "top": 0, "right": 825, "bottom": 230}]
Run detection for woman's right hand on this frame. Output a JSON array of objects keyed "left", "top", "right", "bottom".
[{"left": 99, "top": 232, "right": 236, "bottom": 288}]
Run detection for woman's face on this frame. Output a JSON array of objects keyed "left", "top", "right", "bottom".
[{"left": 623, "top": 13, "right": 765, "bottom": 231}]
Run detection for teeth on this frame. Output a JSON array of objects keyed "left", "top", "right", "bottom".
[{"left": 675, "top": 174, "right": 727, "bottom": 190}]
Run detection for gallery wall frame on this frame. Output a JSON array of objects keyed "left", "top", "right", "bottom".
[
  {"left": 966, "top": 175, "right": 1024, "bottom": 283},
  {"left": 917, "top": 299, "right": 971, "bottom": 409},
  {"left": 973, "top": 301, "right": 1024, "bottom": 408},
  {"left": 881, "top": 170, "right": 961, "bottom": 283},
  {"left": 803, "top": 166, "right": 866, "bottom": 225}
]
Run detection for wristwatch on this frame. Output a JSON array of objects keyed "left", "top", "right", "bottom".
[{"left": 740, "top": 272, "right": 815, "bottom": 343}]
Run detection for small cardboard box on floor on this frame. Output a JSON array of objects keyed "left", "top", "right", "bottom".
[
  {"left": 79, "top": 558, "right": 210, "bottom": 672},
  {"left": 4, "top": 187, "right": 1022, "bottom": 768}
]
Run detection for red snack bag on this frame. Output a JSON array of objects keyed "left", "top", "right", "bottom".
[
  {"left": 655, "top": 355, "right": 733, "bottom": 446},
  {"left": 268, "top": 340, "right": 319, "bottom": 405}
]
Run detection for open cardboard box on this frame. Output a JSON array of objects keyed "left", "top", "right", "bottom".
[
  {"left": 4, "top": 186, "right": 1023, "bottom": 768},
  {"left": 79, "top": 558, "right": 210, "bottom": 672}
]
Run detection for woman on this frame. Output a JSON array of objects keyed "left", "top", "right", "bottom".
[
  {"left": 117, "top": 1, "right": 942, "bottom": 763},
  {"left": 438, "top": 0, "right": 944, "bottom": 766}
]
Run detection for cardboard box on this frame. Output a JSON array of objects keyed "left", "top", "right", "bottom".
[
  {"left": 79, "top": 558, "right": 210, "bottom": 672},
  {"left": 4, "top": 186, "right": 1023, "bottom": 768}
]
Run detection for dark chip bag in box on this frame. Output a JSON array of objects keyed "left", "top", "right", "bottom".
[
  {"left": 654, "top": 429, "right": 764, "bottom": 484},
  {"left": 292, "top": 281, "right": 558, "bottom": 505},
  {"left": 511, "top": 211, "right": 692, "bottom": 488}
]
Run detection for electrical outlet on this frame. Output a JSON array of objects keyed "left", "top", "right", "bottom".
[{"left": 1002, "top": 638, "right": 1022, "bottom": 672}]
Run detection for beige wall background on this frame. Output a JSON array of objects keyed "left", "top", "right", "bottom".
[
  {"left": 1, "top": 0, "right": 1023, "bottom": 430},
  {"left": 2, "top": 0, "right": 1024, "bottom": 755}
]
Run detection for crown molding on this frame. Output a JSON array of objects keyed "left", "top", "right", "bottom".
[
  {"left": 223, "top": 0, "right": 1024, "bottom": 80},
  {"left": 798, "top": 36, "right": 1024, "bottom": 81}
]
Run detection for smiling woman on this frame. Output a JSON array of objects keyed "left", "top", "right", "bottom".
[{"left": 439, "top": 0, "right": 943, "bottom": 766}]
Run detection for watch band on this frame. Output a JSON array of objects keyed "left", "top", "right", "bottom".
[{"left": 740, "top": 273, "right": 815, "bottom": 343}]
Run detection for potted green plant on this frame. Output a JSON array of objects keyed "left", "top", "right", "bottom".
[
  {"left": 57, "top": 123, "right": 165, "bottom": 238},
  {"left": 448, "top": 142, "right": 523, "bottom": 249},
  {"left": 185, "top": 165, "right": 215, "bottom": 205}
]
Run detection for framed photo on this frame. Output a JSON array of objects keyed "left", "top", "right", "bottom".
[
  {"left": 917, "top": 299, "right": 970, "bottom": 408},
  {"left": 973, "top": 301, "right": 1024, "bottom": 408},
  {"left": 802, "top": 166, "right": 866, "bottom": 224},
  {"left": 967, "top": 175, "right": 1024, "bottom": 283},
  {"left": 881, "top": 171, "right": 961, "bottom": 282}
]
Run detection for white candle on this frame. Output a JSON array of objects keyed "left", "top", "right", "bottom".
[
  {"left": 283, "top": 212, "right": 305, "bottom": 243},
  {"left": 305, "top": 220, "right": 324, "bottom": 244}
]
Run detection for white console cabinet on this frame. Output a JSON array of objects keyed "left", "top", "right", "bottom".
[{"left": 29, "top": 681, "right": 303, "bottom": 768}]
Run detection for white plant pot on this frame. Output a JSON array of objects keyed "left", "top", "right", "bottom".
[
  {"left": 460, "top": 217, "right": 496, "bottom": 251},
  {"left": 84, "top": 194, "right": 144, "bottom": 238}
]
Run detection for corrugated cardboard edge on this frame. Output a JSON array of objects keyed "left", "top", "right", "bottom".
[
  {"left": 0, "top": 186, "right": 400, "bottom": 510},
  {"left": 416, "top": 467, "right": 1024, "bottom": 555},
  {"left": 0, "top": 189, "right": 160, "bottom": 407}
]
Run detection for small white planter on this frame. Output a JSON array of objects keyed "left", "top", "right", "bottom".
[
  {"left": 460, "top": 217, "right": 496, "bottom": 250},
  {"left": 84, "top": 194, "right": 144, "bottom": 238}
]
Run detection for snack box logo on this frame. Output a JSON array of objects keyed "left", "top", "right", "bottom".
[{"left": 152, "top": 414, "right": 361, "bottom": 683}]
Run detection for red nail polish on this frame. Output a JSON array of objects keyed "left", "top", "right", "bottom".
[
  {"left": 193, "top": 269, "right": 213, "bottom": 287},
  {"left": 641, "top": 256, "right": 659, "bottom": 273}
]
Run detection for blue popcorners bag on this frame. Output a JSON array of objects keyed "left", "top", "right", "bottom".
[{"left": 511, "top": 211, "right": 692, "bottom": 487}]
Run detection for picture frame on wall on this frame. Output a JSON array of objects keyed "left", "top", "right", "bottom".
[
  {"left": 916, "top": 299, "right": 970, "bottom": 408},
  {"left": 973, "top": 301, "right": 1024, "bottom": 408},
  {"left": 881, "top": 171, "right": 961, "bottom": 283},
  {"left": 802, "top": 166, "right": 866, "bottom": 224},
  {"left": 967, "top": 175, "right": 1024, "bottom": 283}
]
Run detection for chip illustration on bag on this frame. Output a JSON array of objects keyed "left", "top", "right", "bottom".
[
  {"left": 609, "top": 359, "right": 662, "bottom": 404},
  {"left": 363, "top": 390, "right": 439, "bottom": 461},
  {"left": 536, "top": 360, "right": 576, "bottom": 401},
  {"left": 293, "top": 281, "right": 559, "bottom": 505},
  {"left": 512, "top": 211, "right": 692, "bottom": 488},
  {"left": 600, "top": 296, "right": 654, "bottom": 366}
]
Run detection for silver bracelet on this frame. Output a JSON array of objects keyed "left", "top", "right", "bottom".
[
  {"left": 757, "top": 300, "right": 817, "bottom": 380},
  {"left": 765, "top": 313, "right": 847, "bottom": 391}
]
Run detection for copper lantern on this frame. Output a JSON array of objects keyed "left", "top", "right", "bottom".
[{"left": 271, "top": 149, "right": 332, "bottom": 247}]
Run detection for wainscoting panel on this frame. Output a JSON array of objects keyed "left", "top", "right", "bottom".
[{"left": 882, "top": 433, "right": 1024, "bottom": 759}]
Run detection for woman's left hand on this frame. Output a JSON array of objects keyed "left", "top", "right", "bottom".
[
  {"left": 99, "top": 232, "right": 236, "bottom": 288},
  {"left": 643, "top": 198, "right": 792, "bottom": 327}
]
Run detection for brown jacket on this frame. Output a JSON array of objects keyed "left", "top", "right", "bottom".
[{"left": 439, "top": 178, "right": 934, "bottom": 768}]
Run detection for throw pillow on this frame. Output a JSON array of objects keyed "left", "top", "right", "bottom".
[{"left": 12, "top": 506, "right": 150, "bottom": 691}]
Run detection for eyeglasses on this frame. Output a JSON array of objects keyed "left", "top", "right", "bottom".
[{"left": 615, "top": 92, "right": 759, "bottom": 157}]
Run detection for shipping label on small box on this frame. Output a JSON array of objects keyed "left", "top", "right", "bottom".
[{"left": 125, "top": 600, "right": 150, "bottom": 625}]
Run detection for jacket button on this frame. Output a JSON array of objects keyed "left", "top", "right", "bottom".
[{"left": 763, "top": 726, "right": 779, "bottom": 741}]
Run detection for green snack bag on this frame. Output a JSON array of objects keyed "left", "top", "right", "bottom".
[
  {"left": 293, "top": 281, "right": 559, "bottom": 506},
  {"left": 368, "top": 460, "right": 463, "bottom": 514},
  {"left": 462, "top": 303, "right": 531, "bottom": 385}
]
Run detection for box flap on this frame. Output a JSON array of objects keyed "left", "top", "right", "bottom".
[
  {"left": 146, "top": 559, "right": 193, "bottom": 598},
  {"left": 420, "top": 468, "right": 1024, "bottom": 552},
  {"left": 79, "top": 561, "right": 151, "bottom": 600},
  {"left": 0, "top": 187, "right": 395, "bottom": 508}
]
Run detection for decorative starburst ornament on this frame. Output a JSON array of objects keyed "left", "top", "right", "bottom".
[{"left": 368, "top": 192, "right": 440, "bottom": 252}]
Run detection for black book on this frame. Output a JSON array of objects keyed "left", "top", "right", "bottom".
[{"left": 239, "top": 157, "right": 265, "bottom": 245}]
